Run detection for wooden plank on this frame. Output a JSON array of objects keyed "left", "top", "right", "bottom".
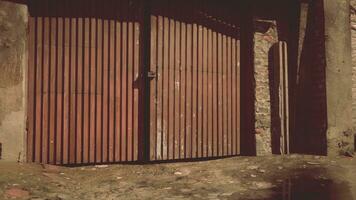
[
  {"left": 41, "top": 17, "right": 49, "bottom": 164},
  {"left": 56, "top": 17, "right": 64, "bottom": 164},
  {"left": 174, "top": 19, "right": 180, "bottom": 159},
  {"left": 114, "top": 19, "right": 122, "bottom": 162},
  {"left": 217, "top": 33, "right": 223, "bottom": 156},
  {"left": 150, "top": 15, "right": 157, "bottom": 160},
  {"left": 89, "top": 18, "right": 96, "bottom": 163},
  {"left": 49, "top": 17, "right": 57, "bottom": 164},
  {"left": 95, "top": 18, "right": 103, "bottom": 163},
  {"left": 231, "top": 38, "right": 236, "bottom": 155},
  {"left": 227, "top": 36, "right": 232, "bottom": 155},
  {"left": 191, "top": 22, "right": 197, "bottom": 158},
  {"left": 76, "top": 17, "right": 83, "bottom": 164},
  {"left": 162, "top": 16, "right": 169, "bottom": 160},
  {"left": 63, "top": 17, "right": 70, "bottom": 164},
  {"left": 197, "top": 24, "right": 203, "bottom": 158},
  {"left": 180, "top": 21, "right": 186, "bottom": 159},
  {"left": 83, "top": 17, "right": 90, "bottom": 163},
  {"left": 222, "top": 35, "right": 227, "bottom": 156},
  {"left": 127, "top": 20, "right": 133, "bottom": 162},
  {"left": 185, "top": 23, "right": 192, "bottom": 159},
  {"left": 157, "top": 15, "right": 164, "bottom": 160},
  {"left": 105, "top": 0, "right": 112, "bottom": 164},
  {"left": 168, "top": 17, "right": 174, "bottom": 160},
  {"left": 108, "top": 19, "right": 115, "bottom": 163},
  {"left": 69, "top": 18, "right": 77, "bottom": 164},
  {"left": 133, "top": 21, "right": 140, "bottom": 161},
  {"left": 212, "top": 31, "right": 218, "bottom": 157},
  {"left": 236, "top": 41, "right": 241, "bottom": 154},
  {"left": 202, "top": 26, "right": 208, "bottom": 157},
  {"left": 283, "top": 42, "right": 290, "bottom": 155},
  {"left": 102, "top": 19, "right": 109, "bottom": 163},
  {"left": 207, "top": 29, "right": 213, "bottom": 157},
  {"left": 41, "top": 16, "right": 49, "bottom": 165},
  {"left": 121, "top": 18, "right": 128, "bottom": 162}
]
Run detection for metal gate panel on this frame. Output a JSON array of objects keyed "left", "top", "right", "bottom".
[
  {"left": 149, "top": 0, "right": 241, "bottom": 161},
  {"left": 27, "top": 0, "right": 141, "bottom": 164}
]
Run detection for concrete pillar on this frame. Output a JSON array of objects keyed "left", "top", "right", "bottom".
[
  {"left": 0, "top": 1, "right": 28, "bottom": 161},
  {"left": 324, "top": 0, "right": 354, "bottom": 155}
]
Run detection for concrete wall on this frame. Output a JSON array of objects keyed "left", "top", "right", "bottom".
[
  {"left": 0, "top": 1, "right": 27, "bottom": 161},
  {"left": 324, "top": 0, "right": 354, "bottom": 156},
  {"left": 294, "top": 0, "right": 329, "bottom": 155},
  {"left": 351, "top": 0, "right": 356, "bottom": 129},
  {"left": 292, "top": 0, "right": 353, "bottom": 155},
  {"left": 254, "top": 21, "right": 278, "bottom": 155}
]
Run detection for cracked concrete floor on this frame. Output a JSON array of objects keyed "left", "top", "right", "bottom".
[{"left": 0, "top": 155, "right": 356, "bottom": 200}]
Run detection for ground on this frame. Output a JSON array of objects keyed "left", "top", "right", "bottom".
[{"left": 0, "top": 155, "right": 355, "bottom": 200}]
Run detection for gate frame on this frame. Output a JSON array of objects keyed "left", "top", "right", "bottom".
[{"left": 139, "top": 0, "right": 152, "bottom": 162}]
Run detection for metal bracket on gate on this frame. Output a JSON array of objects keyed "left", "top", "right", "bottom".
[{"left": 147, "top": 71, "right": 157, "bottom": 79}]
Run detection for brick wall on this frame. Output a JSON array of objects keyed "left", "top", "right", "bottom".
[{"left": 254, "top": 21, "right": 278, "bottom": 155}]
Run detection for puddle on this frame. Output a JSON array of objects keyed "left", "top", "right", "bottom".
[{"left": 233, "top": 168, "right": 354, "bottom": 200}]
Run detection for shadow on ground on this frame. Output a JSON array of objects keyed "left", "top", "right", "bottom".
[{"left": 235, "top": 168, "right": 354, "bottom": 200}]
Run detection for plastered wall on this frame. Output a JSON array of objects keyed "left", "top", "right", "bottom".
[{"left": 0, "top": 1, "right": 27, "bottom": 161}]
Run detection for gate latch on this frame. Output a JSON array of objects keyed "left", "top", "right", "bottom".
[{"left": 147, "top": 71, "right": 157, "bottom": 79}]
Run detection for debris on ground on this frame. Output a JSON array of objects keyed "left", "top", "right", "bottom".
[
  {"left": 251, "top": 181, "right": 275, "bottom": 190},
  {"left": 247, "top": 165, "right": 259, "bottom": 170},
  {"left": 174, "top": 171, "right": 183, "bottom": 175},
  {"left": 5, "top": 187, "right": 30, "bottom": 199},
  {"left": 306, "top": 162, "right": 321, "bottom": 165},
  {"left": 95, "top": 165, "right": 109, "bottom": 168}
]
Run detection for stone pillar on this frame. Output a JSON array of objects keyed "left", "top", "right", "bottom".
[
  {"left": 0, "top": 1, "right": 28, "bottom": 161},
  {"left": 254, "top": 21, "right": 278, "bottom": 155},
  {"left": 324, "top": 0, "right": 354, "bottom": 155}
]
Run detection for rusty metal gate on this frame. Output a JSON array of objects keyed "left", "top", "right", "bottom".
[
  {"left": 27, "top": 0, "right": 240, "bottom": 165},
  {"left": 149, "top": 0, "right": 240, "bottom": 161}
]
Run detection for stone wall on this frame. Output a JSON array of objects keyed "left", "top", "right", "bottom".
[
  {"left": 0, "top": 1, "right": 27, "bottom": 161},
  {"left": 254, "top": 21, "right": 278, "bottom": 155}
]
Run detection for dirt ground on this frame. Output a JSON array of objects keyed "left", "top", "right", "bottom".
[{"left": 0, "top": 155, "right": 355, "bottom": 200}]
